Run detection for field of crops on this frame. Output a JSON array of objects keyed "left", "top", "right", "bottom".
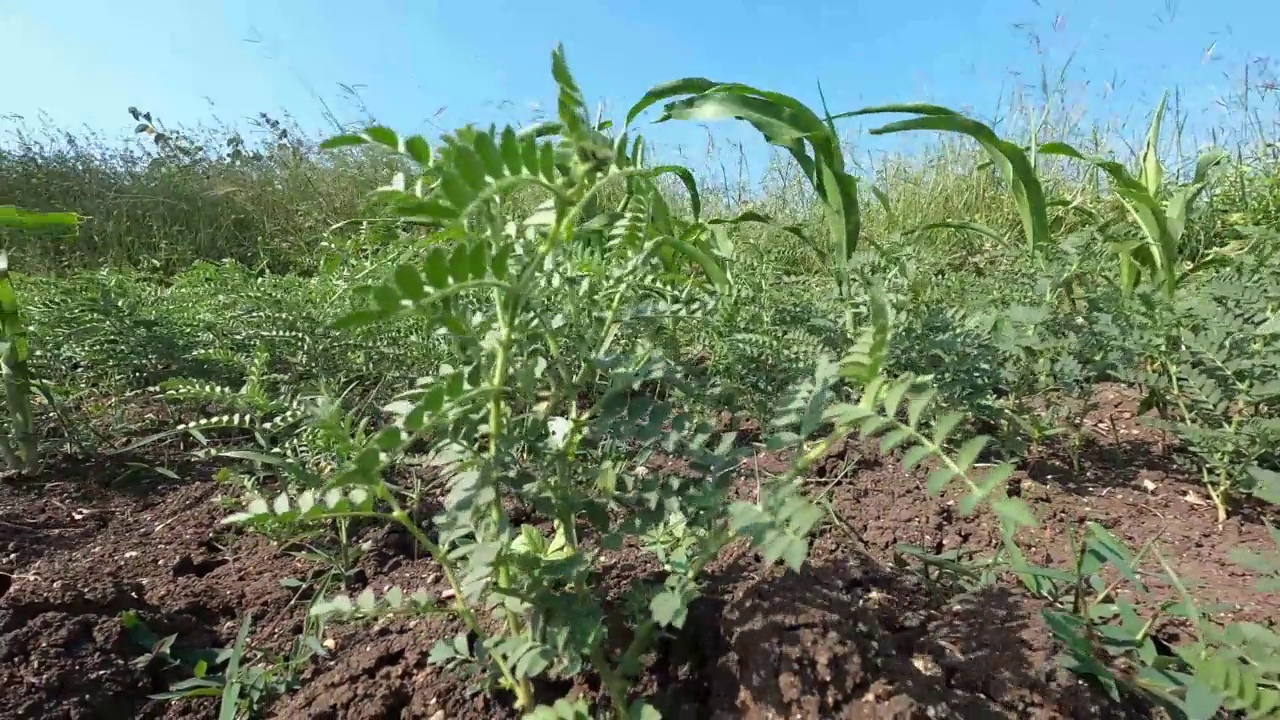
[{"left": 2, "top": 45, "right": 1279, "bottom": 720}]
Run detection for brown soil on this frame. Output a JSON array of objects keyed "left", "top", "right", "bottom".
[{"left": 2, "top": 384, "right": 1277, "bottom": 719}]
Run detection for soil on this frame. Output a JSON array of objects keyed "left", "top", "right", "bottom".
[{"left": 2, "top": 383, "right": 1277, "bottom": 719}]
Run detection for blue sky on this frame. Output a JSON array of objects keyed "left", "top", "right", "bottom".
[{"left": 2, "top": 0, "right": 1276, "bottom": 174}]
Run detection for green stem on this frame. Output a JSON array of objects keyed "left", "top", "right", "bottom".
[
  {"left": 387, "top": 507, "right": 530, "bottom": 707},
  {"left": 591, "top": 644, "right": 634, "bottom": 720},
  {"left": 573, "top": 267, "right": 642, "bottom": 389},
  {"left": 484, "top": 272, "right": 539, "bottom": 707},
  {"left": 1160, "top": 358, "right": 1193, "bottom": 425},
  {"left": 617, "top": 530, "right": 724, "bottom": 674},
  {"left": 618, "top": 617, "right": 658, "bottom": 674},
  {"left": 487, "top": 287, "right": 529, "bottom": 635},
  {"left": 1204, "top": 472, "right": 1227, "bottom": 526}
]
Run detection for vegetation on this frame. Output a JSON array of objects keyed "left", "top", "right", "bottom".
[{"left": 3, "top": 39, "right": 1280, "bottom": 720}]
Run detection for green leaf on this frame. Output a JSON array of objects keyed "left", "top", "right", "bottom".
[
  {"left": 403, "top": 135, "right": 432, "bottom": 165},
  {"left": 641, "top": 82, "right": 860, "bottom": 290},
  {"left": 869, "top": 184, "right": 896, "bottom": 225},
  {"left": 519, "top": 135, "right": 540, "bottom": 176},
  {"left": 901, "top": 444, "right": 932, "bottom": 470},
  {"left": 847, "top": 105, "right": 1049, "bottom": 255},
  {"left": 428, "top": 637, "right": 465, "bottom": 665},
  {"left": 393, "top": 265, "right": 426, "bottom": 301},
  {"left": 908, "top": 220, "right": 1006, "bottom": 245},
  {"left": 993, "top": 497, "right": 1038, "bottom": 530},
  {"left": 372, "top": 284, "right": 402, "bottom": 312},
  {"left": 217, "top": 617, "right": 253, "bottom": 720},
  {"left": 332, "top": 308, "right": 385, "bottom": 330},
  {"left": 952, "top": 436, "right": 988, "bottom": 472},
  {"left": 1192, "top": 147, "right": 1228, "bottom": 183},
  {"left": 627, "top": 701, "right": 663, "bottom": 720},
  {"left": 388, "top": 195, "right": 460, "bottom": 222},
  {"left": 1184, "top": 679, "right": 1225, "bottom": 720},
  {"left": 466, "top": 241, "right": 489, "bottom": 279},
  {"left": 424, "top": 248, "right": 451, "bottom": 288},
  {"left": 537, "top": 141, "right": 557, "bottom": 182},
  {"left": 364, "top": 126, "right": 399, "bottom": 149},
  {"left": 319, "top": 134, "right": 367, "bottom": 149},
  {"left": 447, "top": 244, "right": 472, "bottom": 282},
  {"left": 649, "top": 165, "right": 701, "bottom": 220},
  {"left": 438, "top": 170, "right": 474, "bottom": 210},
  {"left": 926, "top": 466, "right": 956, "bottom": 494},
  {"left": 879, "top": 427, "right": 913, "bottom": 453},
  {"left": 490, "top": 244, "right": 510, "bottom": 279},
  {"left": 499, "top": 126, "right": 524, "bottom": 175},
  {"left": 1247, "top": 467, "right": 1280, "bottom": 504},
  {"left": 1138, "top": 92, "right": 1167, "bottom": 198},
  {"left": 0, "top": 206, "right": 79, "bottom": 232},
  {"left": 472, "top": 130, "right": 506, "bottom": 178},
  {"left": 661, "top": 237, "right": 730, "bottom": 292},
  {"left": 550, "top": 43, "right": 588, "bottom": 135},
  {"left": 650, "top": 588, "right": 688, "bottom": 628},
  {"left": 514, "top": 643, "right": 552, "bottom": 678},
  {"left": 625, "top": 77, "right": 719, "bottom": 127},
  {"left": 452, "top": 144, "right": 488, "bottom": 189}
]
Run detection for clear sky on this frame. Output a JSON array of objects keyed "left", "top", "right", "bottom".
[{"left": 2, "top": 0, "right": 1276, "bottom": 173}]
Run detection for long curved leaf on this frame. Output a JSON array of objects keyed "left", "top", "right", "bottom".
[
  {"left": 517, "top": 121, "right": 565, "bottom": 140},
  {"left": 1139, "top": 92, "right": 1168, "bottom": 197},
  {"left": 869, "top": 185, "right": 896, "bottom": 227},
  {"left": 635, "top": 83, "right": 861, "bottom": 292},
  {"left": 661, "top": 236, "right": 730, "bottom": 292},
  {"left": 0, "top": 206, "right": 80, "bottom": 241},
  {"left": 706, "top": 210, "right": 813, "bottom": 259},
  {"left": 625, "top": 78, "right": 720, "bottom": 128},
  {"left": 660, "top": 92, "right": 814, "bottom": 146},
  {"left": 907, "top": 220, "right": 1007, "bottom": 245},
  {"left": 1038, "top": 142, "right": 1147, "bottom": 194},
  {"left": 832, "top": 102, "right": 961, "bottom": 121},
  {"left": 647, "top": 165, "right": 702, "bottom": 221},
  {"left": 1193, "top": 149, "right": 1228, "bottom": 183},
  {"left": 848, "top": 107, "right": 1050, "bottom": 255}
]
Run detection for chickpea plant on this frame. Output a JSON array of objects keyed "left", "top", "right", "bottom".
[{"left": 221, "top": 47, "right": 1033, "bottom": 718}]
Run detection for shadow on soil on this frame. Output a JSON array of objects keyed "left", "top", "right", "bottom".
[{"left": 650, "top": 547, "right": 1148, "bottom": 719}]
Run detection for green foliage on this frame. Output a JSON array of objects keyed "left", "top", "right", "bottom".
[
  {"left": 631, "top": 80, "right": 862, "bottom": 295},
  {"left": 0, "top": 207, "right": 77, "bottom": 472},
  {"left": 1230, "top": 521, "right": 1280, "bottom": 593},
  {"left": 0, "top": 112, "right": 396, "bottom": 273},
  {"left": 7, "top": 34, "right": 1280, "bottom": 720},
  {"left": 1113, "top": 263, "right": 1280, "bottom": 520},
  {"left": 207, "top": 45, "right": 1036, "bottom": 717},
  {"left": 1004, "top": 521, "right": 1280, "bottom": 719},
  {"left": 122, "top": 612, "right": 306, "bottom": 720},
  {"left": 0, "top": 205, "right": 80, "bottom": 232},
  {"left": 1039, "top": 94, "right": 1231, "bottom": 298},
  {"left": 842, "top": 104, "right": 1052, "bottom": 256},
  {"left": 0, "top": 252, "right": 37, "bottom": 472},
  {"left": 221, "top": 47, "right": 829, "bottom": 717}
]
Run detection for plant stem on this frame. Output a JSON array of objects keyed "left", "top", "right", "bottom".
[
  {"left": 485, "top": 286, "right": 534, "bottom": 705},
  {"left": 591, "top": 644, "right": 634, "bottom": 720},
  {"left": 389, "top": 507, "right": 531, "bottom": 708}
]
